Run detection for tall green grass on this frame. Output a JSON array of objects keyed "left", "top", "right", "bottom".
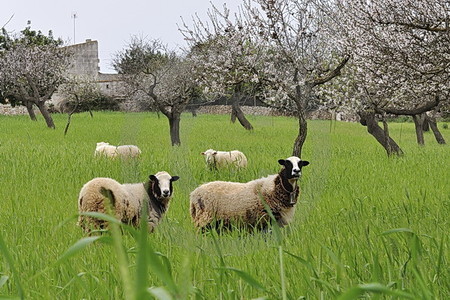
[{"left": 0, "top": 112, "right": 449, "bottom": 299}]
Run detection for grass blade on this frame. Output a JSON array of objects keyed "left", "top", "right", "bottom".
[
  {"left": 0, "top": 233, "right": 24, "bottom": 299},
  {"left": 147, "top": 286, "right": 173, "bottom": 300},
  {"left": 0, "top": 276, "right": 9, "bottom": 289},
  {"left": 337, "top": 282, "right": 415, "bottom": 300},
  {"left": 135, "top": 206, "right": 149, "bottom": 300},
  {"left": 56, "top": 236, "right": 107, "bottom": 264},
  {"left": 381, "top": 228, "right": 414, "bottom": 236},
  {"left": 220, "top": 267, "right": 267, "bottom": 292}
]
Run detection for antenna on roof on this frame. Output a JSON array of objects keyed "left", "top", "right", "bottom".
[{"left": 71, "top": 12, "right": 77, "bottom": 44}]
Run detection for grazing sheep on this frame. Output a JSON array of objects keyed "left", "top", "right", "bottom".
[
  {"left": 77, "top": 171, "right": 180, "bottom": 233},
  {"left": 95, "top": 142, "right": 141, "bottom": 158},
  {"left": 201, "top": 149, "right": 248, "bottom": 169},
  {"left": 190, "top": 156, "right": 309, "bottom": 230}
]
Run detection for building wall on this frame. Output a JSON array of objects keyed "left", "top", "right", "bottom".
[
  {"left": 65, "top": 39, "right": 100, "bottom": 77},
  {"left": 50, "top": 39, "right": 125, "bottom": 107},
  {"left": 97, "top": 73, "right": 125, "bottom": 99}
]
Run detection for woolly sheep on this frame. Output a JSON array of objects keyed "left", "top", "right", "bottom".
[
  {"left": 95, "top": 142, "right": 142, "bottom": 158},
  {"left": 190, "top": 156, "right": 309, "bottom": 230},
  {"left": 77, "top": 171, "right": 180, "bottom": 233},
  {"left": 201, "top": 149, "right": 248, "bottom": 169}
]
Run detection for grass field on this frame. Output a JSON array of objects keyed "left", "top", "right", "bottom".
[{"left": 0, "top": 112, "right": 449, "bottom": 299}]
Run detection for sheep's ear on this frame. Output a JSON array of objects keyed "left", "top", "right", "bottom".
[
  {"left": 213, "top": 151, "right": 218, "bottom": 156},
  {"left": 278, "top": 159, "right": 286, "bottom": 166},
  {"left": 149, "top": 175, "right": 158, "bottom": 181},
  {"left": 171, "top": 176, "right": 180, "bottom": 182},
  {"left": 301, "top": 160, "right": 310, "bottom": 167}
]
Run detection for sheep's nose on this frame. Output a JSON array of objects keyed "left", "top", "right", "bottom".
[
  {"left": 162, "top": 190, "right": 170, "bottom": 196},
  {"left": 293, "top": 169, "right": 300, "bottom": 175}
]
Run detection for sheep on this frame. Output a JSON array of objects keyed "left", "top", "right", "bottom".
[
  {"left": 94, "top": 142, "right": 141, "bottom": 159},
  {"left": 77, "top": 171, "right": 180, "bottom": 233},
  {"left": 201, "top": 149, "right": 248, "bottom": 169},
  {"left": 190, "top": 156, "right": 309, "bottom": 230}
]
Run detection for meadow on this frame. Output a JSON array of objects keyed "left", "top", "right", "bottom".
[{"left": 0, "top": 111, "right": 449, "bottom": 299}]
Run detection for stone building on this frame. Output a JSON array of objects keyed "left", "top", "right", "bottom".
[{"left": 51, "top": 39, "right": 125, "bottom": 108}]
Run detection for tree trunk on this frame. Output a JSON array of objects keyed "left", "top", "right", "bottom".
[
  {"left": 359, "top": 111, "right": 403, "bottom": 156},
  {"left": 292, "top": 107, "right": 307, "bottom": 157},
  {"left": 292, "top": 84, "right": 312, "bottom": 158},
  {"left": 426, "top": 115, "right": 446, "bottom": 144},
  {"left": 412, "top": 114, "right": 425, "bottom": 146},
  {"left": 231, "top": 98, "right": 253, "bottom": 130},
  {"left": 168, "top": 114, "right": 181, "bottom": 146},
  {"left": 24, "top": 101, "right": 37, "bottom": 121},
  {"left": 423, "top": 116, "right": 430, "bottom": 132},
  {"left": 36, "top": 101, "right": 55, "bottom": 129}
]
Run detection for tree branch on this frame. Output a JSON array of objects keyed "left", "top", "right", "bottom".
[
  {"left": 310, "top": 55, "right": 350, "bottom": 87},
  {"left": 375, "top": 96, "right": 440, "bottom": 115}
]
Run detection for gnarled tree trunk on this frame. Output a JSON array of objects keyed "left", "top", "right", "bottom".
[
  {"left": 231, "top": 99, "right": 253, "bottom": 130},
  {"left": 358, "top": 111, "right": 403, "bottom": 156},
  {"left": 292, "top": 106, "right": 307, "bottom": 158},
  {"left": 24, "top": 100, "right": 37, "bottom": 121},
  {"left": 412, "top": 113, "right": 426, "bottom": 146},
  {"left": 168, "top": 113, "right": 181, "bottom": 146},
  {"left": 36, "top": 101, "right": 55, "bottom": 129},
  {"left": 426, "top": 115, "right": 446, "bottom": 144},
  {"left": 292, "top": 83, "right": 311, "bottom": 158}
]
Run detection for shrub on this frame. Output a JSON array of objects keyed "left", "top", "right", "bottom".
[{"left": 59, "top": 94, "right": 121, "bottom": 113}]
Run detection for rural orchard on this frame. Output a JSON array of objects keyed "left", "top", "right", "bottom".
[{"left": 0, "top": 0, "right": 449, "bottom": 299}]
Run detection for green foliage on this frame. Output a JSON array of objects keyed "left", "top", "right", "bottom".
[
  {"left": 61, "top": 94, "right": 121, "bottom": 112},
  {"left": 0, "top": 113, "right": 449, "bottom": 299},
  {"left": 112, "top": 38, "right": 170, "bottom": 75},
  {"left": 0, "top": 22, "right": 62, "bottom": 51}
]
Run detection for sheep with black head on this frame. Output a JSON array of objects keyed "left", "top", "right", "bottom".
[
  {"left": 77, "top": 171, "right": 179, "bottom": 233},
  {"left": 189, "top": 156, "right": 309, "bottom": 230}
]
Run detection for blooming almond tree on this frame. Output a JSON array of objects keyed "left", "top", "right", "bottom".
[
  {"left": 244, "top": 0, "right": 349, "bottom": 157},
  {"left": 58, "top": 75, "right": 101, "bottom": 135},
  {"left": 0, "top": 42, "right": 70, "bottom": 128},
  {"left": 325, "top": 0, "right": 449, "bottom": 153},
  {"left": 181, "top": 4, "right": 272, "bottom": 131},
  {"left": 113, "top": 37, "right": 196, "bottom": 145},
  {"left": 0, "top": 24, "right": 70, "bottom": 128}
]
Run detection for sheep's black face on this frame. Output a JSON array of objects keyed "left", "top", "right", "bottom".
[
  {"left": 278, "top": 156, "right": 309, "bottom": 179},
  {"left": 150, "top": 172, "right": 180, "bottom": 200}
]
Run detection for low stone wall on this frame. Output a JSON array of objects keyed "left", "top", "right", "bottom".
[
  {"left": 196, "top": 105, "right": 282, "bottom": 116},
  {"left": 0, "top": 104, "right": 34, "bottom": 116}
]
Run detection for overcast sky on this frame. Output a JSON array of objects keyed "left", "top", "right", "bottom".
[{"left": 1, "top": 0, "right": 241, "bottom": 73}]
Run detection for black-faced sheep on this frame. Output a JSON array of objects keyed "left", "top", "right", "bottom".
[
  {"left": 95, "top": 142, "right": 142, "bottom": 158},
  {"left": 201, "top": 149, "right": 248, "bottom": 169},
  {"left": 77, "top": 171, "right": 179, "bottom": 233},
  {"left": 190, "top": 156, "right": 309, "bottom": 230}
]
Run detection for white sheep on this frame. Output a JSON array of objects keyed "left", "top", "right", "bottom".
[
  {"left": 95, "top": 142, "right": 142, "bottom": 159},
  {"left": 201, "top": 149, "right": 248, "bottom": 169},
  {"left": 77, "top": 171, "right": 179, "bottom": 233},
  {"left": 190, "top": 156, "right": 309, "bottom": 230}
]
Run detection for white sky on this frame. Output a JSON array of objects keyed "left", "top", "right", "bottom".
[{"left": 1, "top": 0, "right": 242, "bottom": 73}]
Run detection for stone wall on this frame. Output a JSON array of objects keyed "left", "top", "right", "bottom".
[
  {"left": 0, "top": 104, "right": 37, "bottom": 116},
  {"left": 195, "top": 105, "right": 358, "bottom": 121},
  {"left": 65, "top": 39, "right": 100, "bottom": 76},
  {"left": 196, "top": 105, "right": 282, "bottom": 116}
]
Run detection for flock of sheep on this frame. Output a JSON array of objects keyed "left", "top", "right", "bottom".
[{"left": 77, "top": 142, "right": 309, "bottom": 233}]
